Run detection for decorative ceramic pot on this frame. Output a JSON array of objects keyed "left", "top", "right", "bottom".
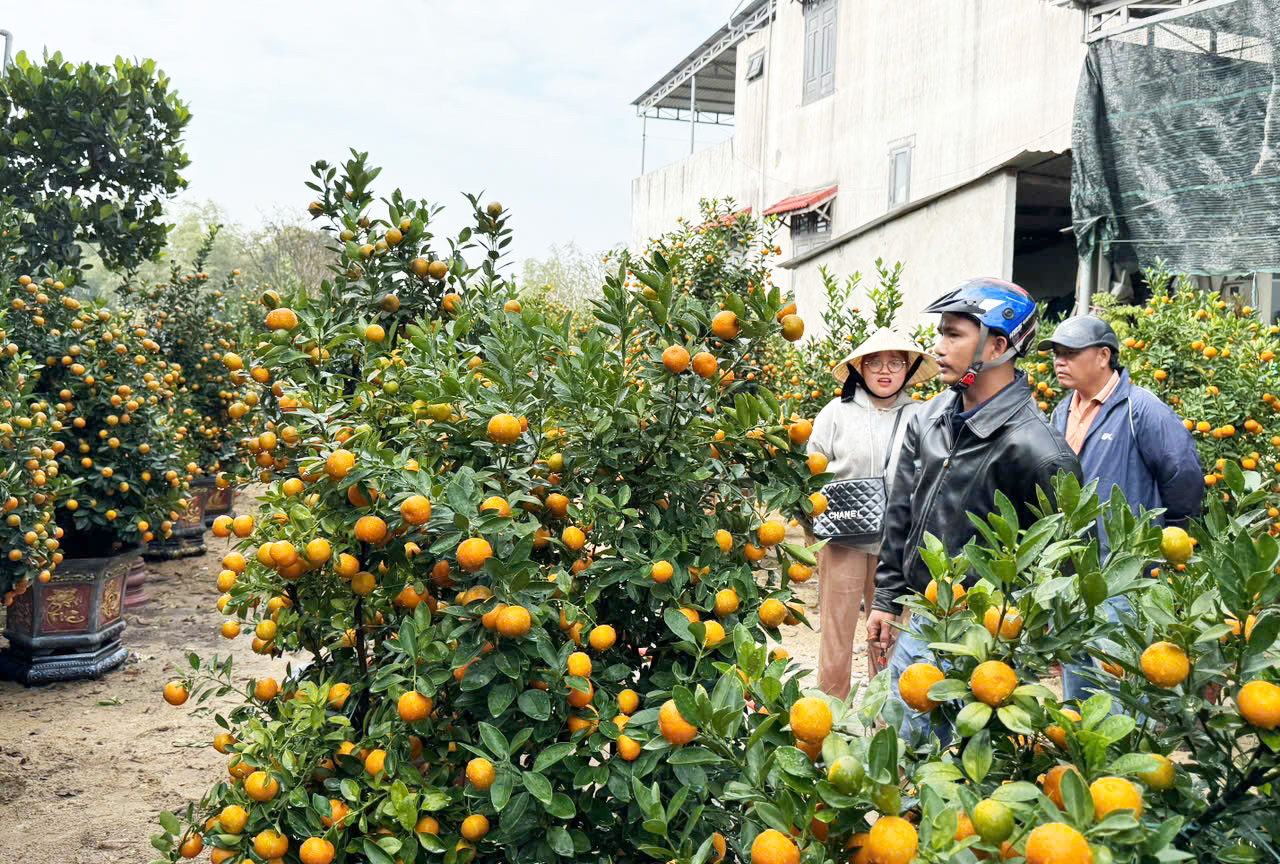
[
  {"left": 143, "top": 488, "right": 209, "bottom": 561},
  {"left": 123, "top": 554, "right": 150, "bottom": 610},
  {"left": 202, "top": 478, "right": 235, "bottom": 528},
  {"left": 0, "top": 545, "right": 133, "bottom": 685}
]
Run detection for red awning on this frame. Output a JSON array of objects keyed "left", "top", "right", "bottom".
[{"left": 763, "top": 185, "right": 837, "bottom": 216}]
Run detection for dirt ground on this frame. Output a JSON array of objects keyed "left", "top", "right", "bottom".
[
  {"left": 0, "top": 526, "right": 848, "bottom": 863},
  {"left": 0, "top": 532, "right": 291, "bottom": 863}
]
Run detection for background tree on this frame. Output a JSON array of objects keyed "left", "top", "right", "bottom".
[
  {"left": 237, "top": 208, "right": 334, "bottom": 293},
  {"left": 519, "top": 240, "right": 612, "bottom": 310},
  {"left": 0, "top": 50, "right": 190, "bottom": 273},
  {"left": 118, "top": 201, "right": 332, "bottom": 296}
]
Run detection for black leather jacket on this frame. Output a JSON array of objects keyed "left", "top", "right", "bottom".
[{"left": 873, "top": 372, "right": 1081, "bottom": 614}]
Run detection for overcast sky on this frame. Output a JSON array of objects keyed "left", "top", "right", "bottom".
[{"left": 5, "top": 2, "right": 738, "bottom": 265}]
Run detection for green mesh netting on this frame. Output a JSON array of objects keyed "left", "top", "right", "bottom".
[{"left": 1072, "top": 0, "right": 1280, "bottom": 275}]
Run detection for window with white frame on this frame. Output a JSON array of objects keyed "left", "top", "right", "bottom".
[
  {"left": 889, "top": 144, "right": 912, "bottom": 208},
  {"left": 791, "top": 206, "right": 832, "bottom": 254},
  {"left": 745, "top": 49, "right": 765, "bottom": 82},
  {"left": 802, "top": 0, "right": 836, "bottom": 104}
]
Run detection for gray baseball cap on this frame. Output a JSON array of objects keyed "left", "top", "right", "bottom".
[{"left": 1036, "top": 315, "right": 1120, "bottom": 353}]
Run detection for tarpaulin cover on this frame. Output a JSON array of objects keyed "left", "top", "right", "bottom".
[{"left": 1072, "top": 0, "right": 1280, "bottom": 275}]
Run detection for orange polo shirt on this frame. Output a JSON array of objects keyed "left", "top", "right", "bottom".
[{"left": 1065, "top": 371, "right": 1121, "bottom": 454}]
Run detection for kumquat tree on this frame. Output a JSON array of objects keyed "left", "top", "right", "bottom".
[
  {"left": 150, "top": 152, "right": 1280, "bottom": 864},
  {"left": 118, "top": 225, "right": 257, "bottom": 479},
  {"left": 151, "top": 152, "right": 833, "bottom": 864},
  {"left": 0, "top": 308, "right": 70, "bottom": 601}
]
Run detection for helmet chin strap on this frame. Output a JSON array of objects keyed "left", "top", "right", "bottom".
[{"left": 951, "top": 324, "right": 1019, "bottom": 392}]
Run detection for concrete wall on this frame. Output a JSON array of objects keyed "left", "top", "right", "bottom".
[
  {"left": 629, "top": 139, "right": 746, "bottom": 252},
  {"left": 792, "top": 171, "right": 1017, "bottom": 338},
  {"left": 629, "top": 0, "right": 1087, "bottom": 318}
]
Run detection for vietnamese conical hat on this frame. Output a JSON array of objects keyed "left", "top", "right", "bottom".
[{"left": 832, "top": 327, "right": 939, "bottom": 389}]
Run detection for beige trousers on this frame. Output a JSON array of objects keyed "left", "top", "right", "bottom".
[{"left": 816, "top": 542, "right": 877, "bottom": 701}]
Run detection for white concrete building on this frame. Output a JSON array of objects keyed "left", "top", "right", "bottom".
[
  {"left": 631, "top": 0, "right": 1090, "bottom": 330},
  {"left": 644, "top": 2, "right": 1265, "bottom": 333},
  {"left": 630, "top": 0, "right": 1272, "bottom": 330}
]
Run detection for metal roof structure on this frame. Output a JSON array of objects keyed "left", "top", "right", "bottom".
[
  {"left": 1048, "top": 0, "right": 1244, "bottom": 42},
  {"left": 631, "top": 0, "right": 775, "bottom": 125}
]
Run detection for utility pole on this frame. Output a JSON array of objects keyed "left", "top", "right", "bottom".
[
  {"left": 0, "top": 31, "right": 12, "bottom": 70},
  {"left": 640, "top": 114, "right": 647, "bottom": 175},
  {"left": 689, "top": 75, "right": 696, "bottom": 154}
]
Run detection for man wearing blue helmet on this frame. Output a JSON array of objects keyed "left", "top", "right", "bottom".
[{"left": 865, "top": 277, "right": 1081, "bottom": 741}]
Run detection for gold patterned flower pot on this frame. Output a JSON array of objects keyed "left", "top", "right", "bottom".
[
  {"left": 143, "top": 488, "right": 209, "bottom": 561},
  {"left": 201, "top": 478, "right": 235, "bottom": 528},
  {"left": 0, "top": 546, "right": 133, "bottom": 685}
]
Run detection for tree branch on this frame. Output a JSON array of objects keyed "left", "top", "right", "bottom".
[{"left": 1181, "top": 745, "right": 1279, "bottom": 841}]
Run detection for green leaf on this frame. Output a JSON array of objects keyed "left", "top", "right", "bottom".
[
  {"left": 955, "top": 702, "right": 993, "bottom": 737},
  {"left": 1107, "top": 753, "right": 1165, "bottom": 776},
  {"left": 1095, "top": 714, "right": 1137, "bottom": 743},
  {"left": 961, "top": 730, "right": 992, "bottom": 783},
  {"left": 926, "top": 641, "right": 980, "bottom": 658},
  {"left": 1196, "top": 623, "right": 1234, "bottom": 643},
  {"left": 642, "top": 818, "right": 669, "bottom": 837},
  {"left": 478, "top": 722, "right": 509, "bottom": 758},
  {"left": 1060, "top": 766, "right": 1093, "bottom": 824},
  {"left": 926, "top": 678, "right": 970, "bottom": 702},
  {"left": 1149, "top": 815, "right": 1184, "bottom": 852},
  {"left": 996, "top": 704, "right": 1034, "bottom": 736},
  {"left": 1011, "top": 684, "right": 1057, "bottom": 701},
  {"left": 774, "top": 746, "right": 817, "bottom": 777},
  {"left": 158, "top": 811, "right": 180, "bottom": 835},
  {"left": 744, "top": 712, "right": 780, "bottom": 754},
  {"left": 664, "top": 607, "right": 695, "bottom": 644},
  {"left": 362, "top": 838, "right": 396, "bottom": 864},
  {"left": 780, "top": 542, "right": 815, "bottom": 566},
  {"left": 490, "top": 769, "right": 513, "bottom": 811},
  {"left": 867, "top": 728, "right": 899, "bottom": 785},
  {"left": 672, "top": 685, "right": 700, "bottom": 731},
  {"left": 535, "top": 742, "right": 575, "bottom": 773},
  {"left": 990, "top": 781, "right": 1041, "bottom": 802},
  {"left": 399, "top": 618, "right": 417, "bottom": 658},
  {"left": 1081, "top": 691, "right": 1114, "bottom": 729},
  {"left": 548, "top": 826, "right": 575, "bottom": 856},
  {"left": 754, "top": 803, "right": 793, "bottom": 835},
  {"left": 488, "top": 682, "right": 516, "bottom": 718},
  {"left": 1223, "top": 459, "right": 1246, "bottom": 495},
  {"left": 523, "top": 771, "right": 553, "bottom": 805},
  {"left": 667, "top": 747, "right": 723, "bottom": 766},
  {"left": 546, "top": 792, "right": 576, "bottom": 819},
  {"left": 518, "top": 688, "right": 551, "bottom": 721}
]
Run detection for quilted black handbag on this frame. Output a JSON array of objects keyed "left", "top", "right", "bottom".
[{"left": 811, "top": 411, "right": 902, "bottom": 545}]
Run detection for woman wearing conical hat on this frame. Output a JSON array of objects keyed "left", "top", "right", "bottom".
[{"left": 807, "top": 327, "right": 938, "bottom": 699}]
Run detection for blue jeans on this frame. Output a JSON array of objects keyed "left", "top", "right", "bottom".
[
  {"left": 887, "top": 615, "right": 954, "bottom": 747},
  {"left": 1061, "top": 595, "right": 1132, "bottom": 709}
]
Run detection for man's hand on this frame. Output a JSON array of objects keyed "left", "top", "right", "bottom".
[{"left": 865, "top": 609, "right": 898, "bottom": 670}]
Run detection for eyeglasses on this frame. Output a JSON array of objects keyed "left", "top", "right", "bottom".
[{"left": 864, "top": 358, "right": 907, "bottom": 373}]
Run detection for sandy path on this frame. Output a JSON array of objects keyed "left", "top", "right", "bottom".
[{"left": 0, "top": 532, "right": 292, "bottom": 863}]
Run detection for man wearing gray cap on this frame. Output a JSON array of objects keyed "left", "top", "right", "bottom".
[{"left": 1039, "top": 315, "right": 1203, "bottom": 703}]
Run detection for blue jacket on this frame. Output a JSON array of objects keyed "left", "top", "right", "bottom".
[{"left": 1051, "top": 368, "right": 1203, "bottom": 556}]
